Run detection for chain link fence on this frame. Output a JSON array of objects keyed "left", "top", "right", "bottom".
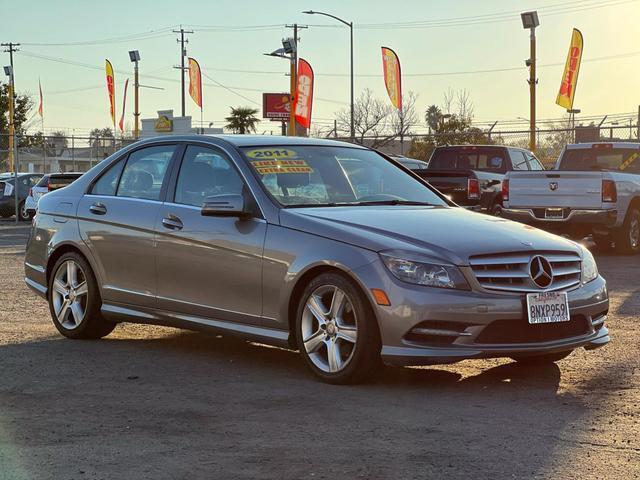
[
  {"left": 1, "top": 124, "right": 638, "bottom": 174},
  {"left": 0, "top": 134, "right": 136, "bottom": 174}
]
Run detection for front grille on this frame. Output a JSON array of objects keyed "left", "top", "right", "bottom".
[
  {"left": 404, "top": 320, "right": 475, "bottom": 346},
  {"left": 475, "top": 315, "right": 590, "bottom": 344},
  {"left": 469, "top": 251, "right": 582, "bottom": 293}
]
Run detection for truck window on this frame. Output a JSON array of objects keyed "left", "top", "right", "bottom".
[
  {"left": 511, "top": 151, "right": 529, "bottom": 170},
  {"left": 559, "top": 148, "right": 640, "bottom": 173},
  {"left": 429, "top": 148, "right": 506, "bottom": 172},
  {"left": 526, "top": 154, "right": 545, "bottom": 171}
]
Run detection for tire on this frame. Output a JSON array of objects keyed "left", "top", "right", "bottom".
[
  {"left": 613, "top": 207, "right": 640, "bottom": 255},
  {"left": 490, "top": 203, "right": 503, "bottom": 217},
  {"left": 18, "top": 201, "right": 31, "bottom": 222},
  {"left": 511, "top": 350, "right": 572, "bottom": 365},
  {"left": 295, "top": 272, "right": 381, "bottom": 384},
  {"left": 48, "top": 252, "right": 116, "bottom": 339}
]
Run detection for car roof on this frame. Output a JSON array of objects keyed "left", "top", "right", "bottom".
[
  {"left": 434, "top": 145, "right": 510, "bottom": 150},
  {"left": 134, "top": 134, "right": 367, "bottom": 149}
]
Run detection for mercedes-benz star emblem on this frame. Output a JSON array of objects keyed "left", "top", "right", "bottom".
[
  {"left": 549, "top": 182, "right": 559, "bottom": 191},
  {"left": 529, "top": 255, "right": 553, "bottom": 288}
]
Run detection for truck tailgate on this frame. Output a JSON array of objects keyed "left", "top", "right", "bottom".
[
  {"left": 418, "top": 170, "right": 472, "bottom": 204},
  {"left": 507, "top": 171, "right": 604, "bottom": 209}
]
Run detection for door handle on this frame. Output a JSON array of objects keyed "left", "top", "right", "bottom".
[
  {"left": 89, "top": 202, "right": 107, "bottom": 215},
  {"left": 162, "top": 215, "right": 183, "bottom": 230}
]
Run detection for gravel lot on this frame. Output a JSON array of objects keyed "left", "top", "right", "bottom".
[{"left": 0, "top": 221, "right": 638, "bottom": 479}]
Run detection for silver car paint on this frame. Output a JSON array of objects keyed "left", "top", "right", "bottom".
[{"left": 24, "top": 135, "right": 610, "bottom": 365}]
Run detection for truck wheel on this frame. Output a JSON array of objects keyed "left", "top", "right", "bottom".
[
  {"left": 614, "top": 207, "right": 640, "bottom": 254},
  {"left": 490, "top": 203, "right": 503, "bottom": 217}
]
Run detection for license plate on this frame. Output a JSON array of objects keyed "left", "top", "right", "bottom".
[
  {"left": 526, "top": 291, "right": 570, "bottom": 324},
  {"left": 545, "top": 208, "right": 564, "bottom": 219}
]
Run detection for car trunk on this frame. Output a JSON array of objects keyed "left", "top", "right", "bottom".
[{"left": 507, "top": 171, "right": 604, "bottom": 209}]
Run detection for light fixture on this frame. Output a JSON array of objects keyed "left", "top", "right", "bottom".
[
  {"left": 3, "top": 65, "right": 12, "bottom": 76},
  {"left": 128, "top": 50, "right": 140, "bottom": 62},
  {"left": 281, "top": 37, "right": 296, "bottom": 55},
  {"left": 520, "top": 11, "right": 539, "bottom": 29}
]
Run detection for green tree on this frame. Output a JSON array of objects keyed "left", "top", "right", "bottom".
[
  {"left": 225, "top": 107, "right": 259, "bottom": 134},
  {"left": 425, "top": 105, "right": 442, "bottom": 133}
]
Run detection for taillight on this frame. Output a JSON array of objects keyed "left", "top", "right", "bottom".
[
  {"left": 467, "top": 178, "right": 480, "bottom": 200},
  {"left": 502, "top": 179, "right": 510, "bottom": 202},
  {"left": 28, "top": 188, "right": 33, "bottom": 197},
  {"left": 602, "top": 179, "right": 617, "bottom": 202},
  {"left": 48, "top": 181, "right": 53, "bottom": 192}
]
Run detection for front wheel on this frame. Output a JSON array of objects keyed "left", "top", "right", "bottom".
[
  {"left": 614, "top": 207, "right": 640, "bottom": 254},
  {"left": 296, "top": 272, "right": 381, "bottom": 384},
  {"left": 19, "top": 201, "right": 33, "bottom": 221},
  {"left": 511, "top": 350, "right": 572, "bottom": 365},
  {"left": 48, "top": 252, "right": 116, "bottom": 339}
]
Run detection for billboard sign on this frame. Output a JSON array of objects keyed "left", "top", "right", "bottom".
[{"left": 263, "top": 93, "right": 291, "bottom": 120}]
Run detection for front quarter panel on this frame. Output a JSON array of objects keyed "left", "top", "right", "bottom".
[{"left": 262, "top": 224, "right": 379, "bottom": 330}]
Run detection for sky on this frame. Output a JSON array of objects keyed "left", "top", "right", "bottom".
[{"left": 2, "top": 0, "right": 640, "bottom": 137}]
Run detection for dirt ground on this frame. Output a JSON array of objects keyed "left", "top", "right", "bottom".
[{"left": 0, "top": 221, "right": 638, "bottom": 480}]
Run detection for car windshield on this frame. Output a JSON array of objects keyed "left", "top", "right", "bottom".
[
  {"left": 241, "top": 145, "right": 447, "bottom": 207},
  {"left": 559, "top": 147, "right": 640, "bottom": 173}
]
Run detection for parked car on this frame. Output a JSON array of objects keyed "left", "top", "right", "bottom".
[
  {"left": 25, "top": 136, "right": 609, "bottom": 384},
  {"left": 416, "top": 145, "right": 545, "bottom": 215},
  {"left": 390, "top": 155, "right": 429, "bottom": 171},
  {"left": 502, "top": 142, "right": 640, "bottom": 254},
  {"left": 0, "top": 172, "right": 42, "bottom": 221},
  {"left": 25, "top": 172, "right": 83, "bottom": 217}
]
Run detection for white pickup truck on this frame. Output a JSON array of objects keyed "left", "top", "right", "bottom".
[{"left": 502, "top": 142, "right": 640, "bottom": 254}]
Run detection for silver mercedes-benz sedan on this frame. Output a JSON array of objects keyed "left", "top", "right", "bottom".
[{"left": 24, "top": 135, "right": 610, "bottom": 383}]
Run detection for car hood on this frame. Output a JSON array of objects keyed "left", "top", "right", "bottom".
[{"left": 279, "top": 206, "right": 581, "bottom": 266}]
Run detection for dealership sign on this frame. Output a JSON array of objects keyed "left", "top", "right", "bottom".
[{"left": 262, "top": 93, "right": 291, "bottom": 120}]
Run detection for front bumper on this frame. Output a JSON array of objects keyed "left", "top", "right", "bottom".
[
  {"left": 357, "top": 261, "right": 610, "bottom": 366},
  {"left": 502, "top": 208, "right": 617, "bottom": 230},
  {"left": 24, "top": 196, "right": 37, "bottom": 214}
]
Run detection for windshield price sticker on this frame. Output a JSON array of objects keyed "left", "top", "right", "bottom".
[
  {"left": 246, "top": 148, "right": 299, "bottom": 159},
  {"left": 620, "top": 152, "right": 639, "bottom": 171},
  {"left": 252, "top": 159, "right": 313, "bottom": 175},
  {"left": 526, "top": 291, "right": 570, "bottom": 324}
]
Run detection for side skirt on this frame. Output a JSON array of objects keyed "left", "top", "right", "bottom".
[{"left": 101, "top": 302, "right": 291, "bottom": 348}]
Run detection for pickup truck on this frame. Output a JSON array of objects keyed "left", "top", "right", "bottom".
[
  {"left": 416, "top": 145, "right": 545, "bottom": 214},
  {"left": 502, "top": 142, "right": 640, "bottom": 254}
]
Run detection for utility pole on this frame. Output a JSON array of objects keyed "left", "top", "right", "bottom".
[
  {"left": 285, "top": 24, "right": 307, "bottom": 136},
  {"left": 637, "top": 105, "right": 640, "bottom": 141},
  {"left": 520, "top": 12, "right": 539, "bottom": 153},
  {"left": 2, "top": 42, "right": 20, "bottom": 223},
  {"left": 173, "top": 27, "right": 193, "bottom": 118}
]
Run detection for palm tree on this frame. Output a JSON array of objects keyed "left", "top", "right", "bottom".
[
  {"left": 425, "top": 105, "right": 442, "bottom": 134},
  {"left": 225, "top": 107, "right": 260, "bottom": 134}
]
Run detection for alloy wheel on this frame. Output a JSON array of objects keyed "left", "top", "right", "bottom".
[
  {"left": 301, "top": 285, "right": 358, "bottom": 373},
  {"left": 52, "top": 260, "right": 88, "bottom": 329},
  {"left": 630, "top": 216, "right": 639, "bottom": 249}
]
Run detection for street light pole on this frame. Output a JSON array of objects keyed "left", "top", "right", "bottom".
[
  {"left": 303, "top": 10, "right": 354, "bottom": 142},
  {"left": 129, "top": 50, "right": 141, "bottom": 139},
  {"left": 521, "top": 11, "right": 539, "bottom": 153}
]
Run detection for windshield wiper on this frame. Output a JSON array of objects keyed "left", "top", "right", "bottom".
[{"left": 353, "top": 199, "right": 436, "bottom": 206}]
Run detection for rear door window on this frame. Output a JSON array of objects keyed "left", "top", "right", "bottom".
[
  {"left": 559, "top": 148, "right": 640, "bottom": 172},
  {"left": 91, "top": 158, "right": 125, "bottom": 196},
  {"left": 511, "top": 151, "right": 530, "bottom": 170},
  {"left": 116, "top": 145, "right": 176, "bottom": 200},
  {"left": 429, "top": 149, "right": 506, "bottom": 172}
]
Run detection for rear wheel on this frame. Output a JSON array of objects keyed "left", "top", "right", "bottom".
[
  {"left": 490, "top": 203, "right": 503, "bottom": 217},
  {"left": 296, "top": 272, "right": 381, "bottom": 384},
  {"left": 511, "top": 350, "right": 572, "bottom": 365},
  {"left": 18, "top": 201, "right": 31, "bottom": 221},
  {"left": 48, "top": 252, "right": 116, "bottom": 339},
  {"left": 613, "top": 207, "right": 640, "bottom": 254}
]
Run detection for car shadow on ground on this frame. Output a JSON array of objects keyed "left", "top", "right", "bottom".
[{"left": 1, "top": 327, "right": 628, "bottom": 479}]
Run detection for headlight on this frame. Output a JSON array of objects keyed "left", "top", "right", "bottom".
[
  {"left": 380, "top": 252, "right": 470, "bottom": 290},
  {"left": 581, "top": 247, "right": 598, "bottom": 284}
]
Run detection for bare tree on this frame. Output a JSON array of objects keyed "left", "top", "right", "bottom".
[
  {"left": 389, "top": 91, "right": 419, "bottom": 154},
  {"left": 442, "top": 87, "right": 455, "bottom": 115},
  {"left": 336, "top": 88, "right": 391, "bottom": 145},
  {"left": 456, "top": 89, "right": 474, "bottom": 121}
]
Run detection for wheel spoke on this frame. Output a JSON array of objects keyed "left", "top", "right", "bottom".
[
  {"left": 329, "top": 288, "right": 347, "bottom": 320},
  {"left": 337, "top": 326, "right": 357, "bottom": 344},
  {"left": 306, "top": 295, "right": 328, "bottom": 325},
  {"left": 66, "top": 261, "right": 78, "bottom": 287},
  {"left": 53, "top": 279, "right": 67, "bottom": 295},
  {"left": 75, "top": 282, "right": 88, "bottom": 297},
  {"left": 57, "top": 299, "right": 70, "bottom": 322},
  {"left": 327, "top": 339, "right": 342, "bottom": 373},
  {"left": 303, "top": 330, "right": 325, "bottom": 354},
  {"left": 70, "top": 301, "right": 84, "bottom": 326}
]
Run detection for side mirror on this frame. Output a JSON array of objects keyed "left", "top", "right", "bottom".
[{"left": 201, "top": 194, "right": 249, "bottom": 218}]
